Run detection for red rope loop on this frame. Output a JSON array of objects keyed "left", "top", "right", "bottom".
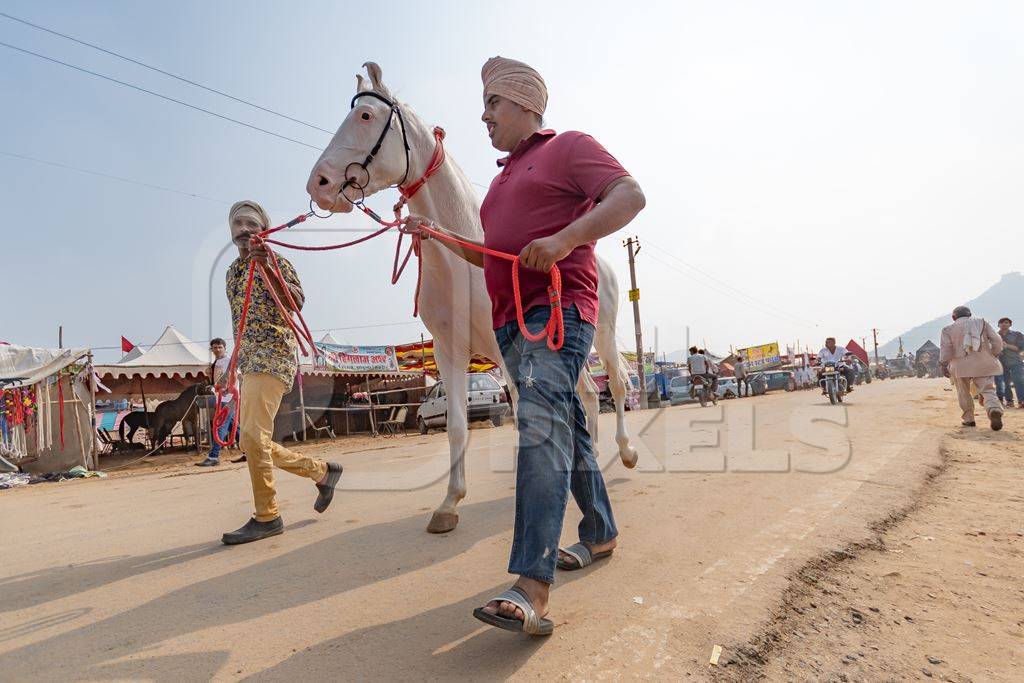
[{"left": 216, "top": 127, "right": 567, "bottom": 443}]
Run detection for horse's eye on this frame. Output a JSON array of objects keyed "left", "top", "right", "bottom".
[{"left": 361, "top": 112, "right": 371, "bottom": 121}]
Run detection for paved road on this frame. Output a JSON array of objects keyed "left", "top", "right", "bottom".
[{"left": 0, "top": 379, "right": 951, "bottom": 680}]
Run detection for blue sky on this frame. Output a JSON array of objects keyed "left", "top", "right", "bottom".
[{"left": 2, "top": 1, "right": 1022, "bottom": 362}]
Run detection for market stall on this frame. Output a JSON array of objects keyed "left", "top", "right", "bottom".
[
  {"left": 289, "top": 341, "right": 427, "bottom": 438},
  {"left": 1, "top": 344, "right": 96, "bottom": 474}
]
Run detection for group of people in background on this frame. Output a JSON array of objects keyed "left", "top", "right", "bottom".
[{"left": 938, "top": 307, "right": 1021, "bottom": 431}]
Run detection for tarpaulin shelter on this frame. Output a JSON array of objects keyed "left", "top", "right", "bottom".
[
  {"left": 1, "top": 344, "right": 96, "bottom": 473},
  {"left": 394, "top": 340, "right": 497, "bottom": 375},
  {"left": 845, "top": 339, "right": 870, "bottom": 365},
  {"left": 915, "top": 340, "right": 940, "bottom": 357}
]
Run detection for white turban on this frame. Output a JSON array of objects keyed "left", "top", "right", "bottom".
[
  {"left": 228, "top": 200, "right": 271, "bottom": 231},
  {"left": 481, "top": 56, "right": 548, "bottom": 116}
]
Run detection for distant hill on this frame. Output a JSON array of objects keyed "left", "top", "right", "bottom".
[{"left": 879, "top": 272, "right": 1024, "bottom": 356}]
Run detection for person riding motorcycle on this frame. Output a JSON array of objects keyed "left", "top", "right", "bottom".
[
  {"left": 700, "top": 348, "right": 720, "bottom": 395},
  {"left": 816, "top": 337, "right": 856, "bottom": 394},
  {"left": 686, "top": 346, "right": 715, "bottom": 398}
]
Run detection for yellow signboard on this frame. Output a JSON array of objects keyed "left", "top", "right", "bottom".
[
  {"left": 628, "top": 288, "right": 640, "bottom": 302},
  {"left": 737, "top": 342, "right": 782, "bottom": 370}
]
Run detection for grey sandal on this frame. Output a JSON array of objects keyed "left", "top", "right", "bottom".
[
  {"left": 557, "top": 542, "right": 613, "bottom": 570},
  {"left": 472, "top": 585, "right": 554, "bottom": 636}
]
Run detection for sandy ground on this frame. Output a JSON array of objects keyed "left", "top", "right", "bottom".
[
  {"left": 0, "top": 378, "right": 1017, "bottom": 680},
  {"left": 713, "top": 387, "right": 1024, "bottom": 682}
]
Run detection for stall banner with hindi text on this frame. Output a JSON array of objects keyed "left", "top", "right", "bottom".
[
  {"left": 737, "top": 342, "right": 782, "bottom": 371},
  {"left": 313, "top": 343, "right": 399, "bottom": 373}
]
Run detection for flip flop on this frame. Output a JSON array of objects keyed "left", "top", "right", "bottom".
[
  {"left": 472, "top": 585, "right": 554, "bottom": 636},
  {"left": 557, "top": 542, "right": 613, "bottom": 571}
]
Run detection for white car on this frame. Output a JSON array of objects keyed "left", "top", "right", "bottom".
[
  {"left": 715, "top": 377, "right": 738, "bottom": 398},
  {"left": 417, "top": 372, "right": 511, "bottom": 434}
]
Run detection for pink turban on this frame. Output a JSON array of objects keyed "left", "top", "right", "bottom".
[{"left": 481, "top": 56, "right": 548, "bottom": 116}]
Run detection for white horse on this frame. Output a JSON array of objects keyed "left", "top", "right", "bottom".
[{"left": 307, "top": 62, "right": 636, "bottom": 533}]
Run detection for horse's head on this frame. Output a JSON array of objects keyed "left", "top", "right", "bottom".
[
  {"left": 307, "top": 62, "right": 410, "bottom": 213},
  {"left": 183, "top": 381, "right": 212, "bottom": 399}
]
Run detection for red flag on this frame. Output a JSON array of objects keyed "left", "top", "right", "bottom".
[{"left": 121, "top": 336, "right": 135, "bottom": 353}]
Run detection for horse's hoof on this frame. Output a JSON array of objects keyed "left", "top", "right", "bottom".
[
  {"left": 427, "top": 511, "right": 459, "bottom": 534},
  {"left": 620, "top": 447, "right": 638, "bottom": 469}
]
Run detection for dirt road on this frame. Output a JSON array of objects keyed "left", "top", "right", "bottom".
[{"left": 1, "top": 379, "right": 1014, "bottom": 680}]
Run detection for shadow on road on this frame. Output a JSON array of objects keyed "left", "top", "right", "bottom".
[
  {"left": 0, "top": 496, "right": 518, "bottom": 679},
  {"left": 246, "top": 583, "right": 568, "bottom": 681}
]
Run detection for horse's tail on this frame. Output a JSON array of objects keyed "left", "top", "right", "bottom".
[{"left": 119, "top": 415, "right": 127, "bottom": 442}]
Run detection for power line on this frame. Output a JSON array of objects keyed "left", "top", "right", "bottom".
[
  {"left": 643, "top": 251, "right": 816, "bottom": 328},
  {"left": 0, "top": 150, "right": 377, "bottom": 231},
  {"left": 0, "top": 150, "right": 230, "bottom": 204},
  {"left": 0, "top": 40, "right": 322, "bottom": 150},
  {"left": 0, "top": 31, "right": 494, "bottom": 193},
  {"left": 643, "top": 238, "right": 817, "bottom": 327},
  {"left": 86, "top": 321, "right": 426, "bottom": 352},
  {"left": 0, "top": 10, "right": 335, "bottom": 135}
]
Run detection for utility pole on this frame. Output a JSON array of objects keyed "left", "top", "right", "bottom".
[
  {"left": 624, "top": 236, "right": 648, "bottom": 409},
  {"left": 58, "top": 325, "right": 63, "bottom": 349},
  {"left": 872, "top": 329, "right": 880, "bottom": 365}
]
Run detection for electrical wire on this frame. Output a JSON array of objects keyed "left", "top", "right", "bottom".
[
  {"left": 0, "top": 41, "right": 322, "bottom": 150},
  {"left": 0, "top": 150, "right": 232, "bottom": 204},
  {"left": 83, "top": 321, "right": 426, "bottom": 353},
  {"left": 643, "top": 251, "right": 816, "bottom": 328},
  {"left": 0, "top": 10, "right": 334, "bottom": 134},
  {"left": 643, "top": 237, "right": 817, "bottom": 327}
]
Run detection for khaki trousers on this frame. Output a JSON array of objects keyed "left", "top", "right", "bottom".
[
  {"left": 240, "top": 373, "right": 327, "bottom": 521},
  {"left": 953, "top": 376, "right": 1000, "bottom": 424}
]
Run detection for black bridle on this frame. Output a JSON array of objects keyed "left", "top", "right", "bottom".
[{"left": 340, "top": 91, "right": 412, "bottom": 206}]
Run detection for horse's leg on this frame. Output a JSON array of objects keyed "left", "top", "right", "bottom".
[
  {"left": 428, "top": 345, "right": 471, "bottom": 533},
  {"left": 595, "top": 330, "right": 638, "bottom": 468},
  {"left": 577, "top": 370, "right": 601, "bottom": 451}
]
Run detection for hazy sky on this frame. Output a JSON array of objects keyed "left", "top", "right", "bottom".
[{"left": 2, "top": 1, "right": 1022, "bottom": 362}]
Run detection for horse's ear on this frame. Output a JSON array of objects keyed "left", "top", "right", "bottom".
[
  {"left": 362, "top": 61, "right": 392, "bottom": 97},
  {"left": 356, "top": 74, "right": 372, "bottom": 93}
]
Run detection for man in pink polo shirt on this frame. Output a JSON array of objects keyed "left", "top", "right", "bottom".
[{"left": 404, "top": 56, "right": 645, "bottom": 636}]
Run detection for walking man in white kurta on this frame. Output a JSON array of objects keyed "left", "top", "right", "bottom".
[{"left": 939, "top": 305, "right": 1004, "bottom": 430}]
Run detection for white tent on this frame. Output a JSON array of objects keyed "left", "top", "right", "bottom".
[
  {"left": 121, "top": 345, "right": 145, "bottom": 362},
  {"left": 95, "top": 326, "right": 210, "bottom": 379},
  {"left": 320, "top": 332, "right": 342, "bottom": 345}
]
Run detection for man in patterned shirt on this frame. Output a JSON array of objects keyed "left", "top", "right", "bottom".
[{"left": 221, "top": 200, "right": 343, "bottom": 545}]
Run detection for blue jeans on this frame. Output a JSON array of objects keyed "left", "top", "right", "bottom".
[
  {"left": 495, "top": 305, "right": 618, "bottom": 584},
  {"left": 208, "top": 403, "right": 235, "bottom": 460},
  {"left": 1001, "top": 364, "right": 1024, "bottom": 405}
]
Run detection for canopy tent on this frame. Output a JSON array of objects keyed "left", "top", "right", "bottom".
[
  {"left": 915, "top": 340, "right": 940, "bottom": 356},
  {"left": 94, "top": 326, "right": 212, "bottom": 399},
  {"left": 121, "top": 345, "right": 145, "bottom": 362},
  {"left": 95, "top": 326, "right": 210, "bottom": 381}
]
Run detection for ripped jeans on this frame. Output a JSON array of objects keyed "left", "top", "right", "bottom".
[{"left": 495, "top": 304, "right": 618, "bottom": 584}]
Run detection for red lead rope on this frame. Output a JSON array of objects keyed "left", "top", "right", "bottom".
[
  {"left": 211, "top": 213, "right": 319, "bottom": 448},
  {"left": 213, "top": 125, "right": 565, "bottom": 445},
  {"left": 413, "top": 222, "right": 564, "bottom": 351}
]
